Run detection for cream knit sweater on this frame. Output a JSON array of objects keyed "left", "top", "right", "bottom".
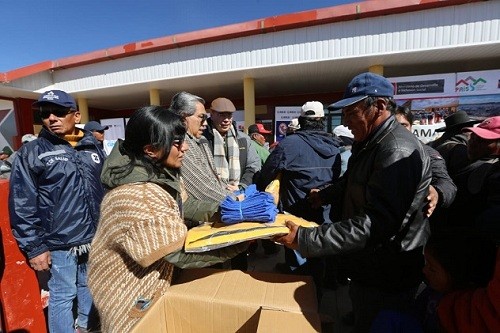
[{"left": 88, "top": 182, "right": 187, "bottom": 332}]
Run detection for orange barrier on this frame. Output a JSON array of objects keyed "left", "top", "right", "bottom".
[{"left": 0, "top": 180, "right": 47, "bottom": 332}]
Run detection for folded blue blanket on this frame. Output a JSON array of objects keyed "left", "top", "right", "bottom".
[{"left": 220, "top": 184, "right": 278, "bottom": 225}]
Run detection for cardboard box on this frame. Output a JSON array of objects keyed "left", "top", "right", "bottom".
[{"left": 131, "top": 268, "right": 321, "bottom": 333}]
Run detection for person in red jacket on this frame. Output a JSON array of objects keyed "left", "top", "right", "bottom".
[
  {"left": 437, "top": 247, "right": 500, "bottom": 333},
  {"left": 422, "top": 232, "right": 498, "bottom": 333}
]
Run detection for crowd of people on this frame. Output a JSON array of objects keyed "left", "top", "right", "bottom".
[{"left": 6, "top": 71, "right": 499, "bottom": 333}]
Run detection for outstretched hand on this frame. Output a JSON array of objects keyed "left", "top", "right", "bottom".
[
  {"left": 308, "top": 189, "right": 322, "bottom": 209},
  {"left": 425, "top": 185, "right": 439, "bottom": 217},
  {"left": 272, "top": 220, "right": 299, "bottom": 250}
]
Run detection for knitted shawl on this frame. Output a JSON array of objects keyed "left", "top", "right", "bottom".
[
  {"left": 88, "top": 142, "right": 187, "bottom": 332},
  {"left": 181, "top": 133, "right": 230, "bottom": 203}
]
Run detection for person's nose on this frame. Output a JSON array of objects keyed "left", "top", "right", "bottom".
[{"left": 181, "top": 141, "right": 189, "bottom": 152}]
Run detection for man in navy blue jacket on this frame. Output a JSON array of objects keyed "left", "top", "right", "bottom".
[
  {"left": 9, "top": 90, "right": 106, "bottom": 333},
  {"left": 256, "top": 101, "right": 341, "bottom": 293},
  {"left": 256, "top": 101, "right": 341, "bottom": 222}
]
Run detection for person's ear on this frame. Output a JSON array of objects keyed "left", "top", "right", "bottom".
[
  {"left": 143, "top": 145, "right": 159, "bottom": 159},
  {"left": 375, "top": 98, "right": 387, "bottom": 112},
  {"left": 74, "top": 111, "right": 81, "bottom": 124}
]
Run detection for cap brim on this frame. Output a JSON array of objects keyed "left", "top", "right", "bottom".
[
  {"left": 32, "top": 100, "right": 68, "bottom": 108},
  {"left": 259, "top": 130, "right": 272, "bottom": 134},
  {"left": 327, "top": 96, "right": 367, "bottom": 110},
  {"left": 464, "top": 126, "right": 500, "bottom": 140}
]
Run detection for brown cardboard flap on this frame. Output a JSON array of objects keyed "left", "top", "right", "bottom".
[
  {"left": 257, "top": 309, "right": 321, "bottom": 333},
  {"left": 131, "top": 268, "right": 318, "bottom": 333}
]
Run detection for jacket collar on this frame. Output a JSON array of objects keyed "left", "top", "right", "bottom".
[
  {"left": 39, "top": 126, "right": 94, "bottom": 147},
  {"left": 353, "top": 115, "right": 397, "bottom": 153}
]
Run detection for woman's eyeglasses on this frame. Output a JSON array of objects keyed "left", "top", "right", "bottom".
[
  {"left": 172, "top": 137, "right": 185, "bottom": 148},
  {"left": 39, "top": 107, "right": 75, "bottom": 119}
]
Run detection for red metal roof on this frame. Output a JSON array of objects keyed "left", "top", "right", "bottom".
[{"left": 1, "top": 0, "right": 481, "bottom": 83}]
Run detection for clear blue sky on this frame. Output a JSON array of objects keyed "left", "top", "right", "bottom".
[{"left": 1, "top": 0, "right": 356, "bottom": 72}]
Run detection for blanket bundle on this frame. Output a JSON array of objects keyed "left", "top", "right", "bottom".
[{"left": 220, "top": 185, "right": 278, "bottom": 225}]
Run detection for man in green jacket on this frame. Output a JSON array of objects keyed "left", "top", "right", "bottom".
[
  {"left": 248, "top": 123, "right": 272, "bottom": 165},
  {"left": 247, "top": 123, "right": 279, "bottom": 256}
]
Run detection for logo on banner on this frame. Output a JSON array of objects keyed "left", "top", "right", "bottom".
[{"left": 455, "top": 76, "right": 487, "bottom": 93}]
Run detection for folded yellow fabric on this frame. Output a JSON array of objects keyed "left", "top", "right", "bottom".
[{"left": 184, "top": 213, "right": 318, "bottom": 253}]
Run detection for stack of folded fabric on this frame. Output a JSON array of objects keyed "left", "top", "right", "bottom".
[{"left": 220, "top": 184, "right": 278, "bottom": 225}]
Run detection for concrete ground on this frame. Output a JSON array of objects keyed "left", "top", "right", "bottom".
[{"left": 248, "top": 242, "right": 353, "bottom": 333}]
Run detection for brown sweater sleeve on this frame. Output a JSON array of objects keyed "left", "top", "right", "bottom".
[{"left": 118, "top": 183, "right": 188, "bottom": 267}]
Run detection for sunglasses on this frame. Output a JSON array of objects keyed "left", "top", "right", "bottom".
[
  {"left": 39, "top": 107, "right": 75, "bottom": 119},
  {"left": 172, "top": 136, "right": 185, "bottom": 148}
]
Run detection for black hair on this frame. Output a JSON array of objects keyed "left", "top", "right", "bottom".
[
  {"left": 298, "top": 117, "right": 325, "bottom": 131},
  {"left": 425, "top": 230, "right": 497, "bottom": 291},
  {"left": 394, "top": 105, "right": 414, "bottom": 124},
  {"left": 120, "top": 105, "right": 186, "bottom": 177}
]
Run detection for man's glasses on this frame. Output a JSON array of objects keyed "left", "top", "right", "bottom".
[
  {"left": 199, "top": 113, "right": 208, "bottom": 122},
  {"left": 213, "top": 111, "right": 233, "bottom": 119},
  {"left": 39, "top": 107, "right": 75, "bottom": 119}
]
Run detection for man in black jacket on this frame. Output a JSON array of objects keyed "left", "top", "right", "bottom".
[
  {"left": 394, "top": 105, "right": 457, "bottom": 227},
  {"left": 275, "top": 73, "right": 432, "bottom": 333}
]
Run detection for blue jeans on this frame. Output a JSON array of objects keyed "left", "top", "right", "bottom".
[{"left": 48, "top": 249, "right": 93, "bottom": 333}]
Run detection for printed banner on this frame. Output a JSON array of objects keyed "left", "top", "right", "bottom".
[
  {"left": 275, "top": 107, "right": 301, "bottom": 142},
  {"left": 389, "top": 73, "right": 456, "bottom": 99},
  {"left": 411, "top": 123, "right": 445, "bottom": 144},
  {"left": 456, "top": 70, "right": 500, "bottom": 96},
  {"left": 100, "top": 118, "right": 125, "bottom": 140}
]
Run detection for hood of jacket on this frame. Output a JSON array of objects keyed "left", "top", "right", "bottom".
[
  {"left": 101, "top": 139, "right": 181, "bottom": 194},
  {"left": 294, "top": 131, "right": 341, "bottom": 158}
]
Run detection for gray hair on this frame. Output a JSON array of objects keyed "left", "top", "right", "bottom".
[
  {"left": 364, "top": 96, "right": 396, "bottom": 112},
  {"left": 169, "top": 91, "right": 205, "bottom": 117}
]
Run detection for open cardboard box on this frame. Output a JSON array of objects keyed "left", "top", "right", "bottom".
[{"left": 131, "top": 268, "right": 321, "bottom": 333}]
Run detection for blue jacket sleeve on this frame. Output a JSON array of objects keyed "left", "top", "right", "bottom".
[
  {"left": 9, "top": 147, "right": 49, "bottom": 259},
  {"left": 255, "top": 143, "right": 286, "bottom": 191}
]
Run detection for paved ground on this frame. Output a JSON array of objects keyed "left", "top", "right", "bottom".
[{"left": 248, "top": 242, "right": 352, "bottom": 333}]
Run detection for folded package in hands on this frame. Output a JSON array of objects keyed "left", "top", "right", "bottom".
[
  {"left": 184, "top": 213, "right": 318, "bottom": 252},
  {"left": 220, "top": 184, "right": 278, "bottom": 224}
]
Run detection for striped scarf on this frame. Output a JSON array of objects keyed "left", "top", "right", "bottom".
[{"left": 213, "top": 127, "right": 240, "bottom": 186}]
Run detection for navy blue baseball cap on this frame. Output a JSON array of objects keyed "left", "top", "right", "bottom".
[
  {"left": 84, "top": 121, "right": 109, "bottom": 132},
  {"left": 32, "top": 90, "right": 77, "bottom": 109},
  {"left": 328, "top": 72, "right": 394, "bottom": 110}
]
